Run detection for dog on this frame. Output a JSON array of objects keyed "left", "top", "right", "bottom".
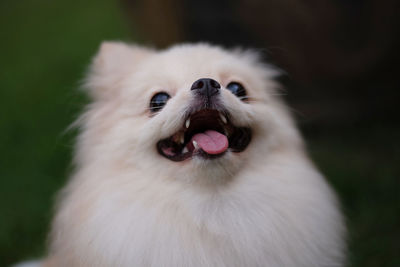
[{"left": 36, "top": 42, "right": 346, "bottom": 266}]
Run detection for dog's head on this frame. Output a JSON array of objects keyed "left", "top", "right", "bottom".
[{"left": 78, "top": 42, "right": 302, "bottom": 184}]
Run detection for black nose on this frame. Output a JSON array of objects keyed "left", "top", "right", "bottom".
[{"left": 191, "top": 78, "right": 221, "bottom": 97}]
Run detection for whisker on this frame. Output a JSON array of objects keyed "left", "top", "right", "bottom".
[{"left": 270, "top": 92, "right": 288, "bottom": 96}]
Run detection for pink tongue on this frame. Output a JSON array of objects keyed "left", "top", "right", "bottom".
[{"left": 191, "top": 130, "right": 229, "bottom": 155}]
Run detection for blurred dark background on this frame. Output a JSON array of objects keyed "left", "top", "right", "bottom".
[{"left": 0, "top": 0, "right": 399, "bottom": 266}]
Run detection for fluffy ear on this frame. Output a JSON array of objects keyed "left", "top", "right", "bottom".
[{"left": 85, "top": 41, "right": 154, "bottom": 100}]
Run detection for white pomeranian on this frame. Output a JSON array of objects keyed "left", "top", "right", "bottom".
[{"left": 38, "top": 42, "right": 345, "bottom": 266}]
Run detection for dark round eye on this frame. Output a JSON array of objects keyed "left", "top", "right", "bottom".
[
  {"left": 150, "top": 92, "right": 170, "bottom": 112},
  {"left": 226, "top": 82, "right": 247, "bottom": 101}
]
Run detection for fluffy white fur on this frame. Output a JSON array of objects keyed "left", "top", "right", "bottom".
[{"left": 42, "top": 42, "right": 346, "bottom": 266}]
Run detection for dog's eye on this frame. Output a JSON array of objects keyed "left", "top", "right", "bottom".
[
  {"left": 226, "top": 82, "right": 247, "bottom": 101},
  {"left": 150, "top": 92, "right": 170, "bottom": 112}
]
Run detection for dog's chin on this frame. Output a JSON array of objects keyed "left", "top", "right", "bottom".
[{"left": 156, "top": 109, "right": 252, "bottom": 163}]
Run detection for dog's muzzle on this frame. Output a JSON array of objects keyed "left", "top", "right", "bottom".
[{"left": 156, "top": 78, "right": 252, "bottom": 162}]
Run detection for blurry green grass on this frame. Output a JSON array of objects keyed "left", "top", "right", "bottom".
[{"left": 0, "top": 1, "right": 399, "bottom": 266}]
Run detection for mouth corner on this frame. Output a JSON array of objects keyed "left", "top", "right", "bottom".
[{"left": 157, "top": 109, "right": 252, "bottom": 162}]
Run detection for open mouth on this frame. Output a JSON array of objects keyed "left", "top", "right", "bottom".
[{"left": 157, "top": 109, "right": 252, "bottom": 161}]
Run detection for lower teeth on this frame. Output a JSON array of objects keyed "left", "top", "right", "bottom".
[{"left": 192, "top": 140, "right": 199, "bottom": 150}]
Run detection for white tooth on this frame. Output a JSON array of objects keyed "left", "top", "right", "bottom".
[
  {"left": 192, "top": 140, "right": 199, "bottom": 150},
  {"left": 185, "top": 118, "right": 190, "bottom": 128},
  {"left": 180, "top": 135, "right": 185, "bottom": 144},
  {"left": 182, "top": 147, "right": 188, "bottom": 153},
  {"left": 220, "top": 113, "right": 227, "bottom": 124}
]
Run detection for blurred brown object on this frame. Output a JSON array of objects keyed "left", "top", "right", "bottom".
[
  {"left": 121, "top": 0, "right": 400, "bottom": 126},
  {"left": 121, "top": 0, "right": 184, "bottom": 47},
  {"left": 238, "top": 0, "right": 399, "bottom": 81}
]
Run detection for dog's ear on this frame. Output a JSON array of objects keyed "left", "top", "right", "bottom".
[{"left": 85, "top": 41, "right": 154, "bottom": 100}]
